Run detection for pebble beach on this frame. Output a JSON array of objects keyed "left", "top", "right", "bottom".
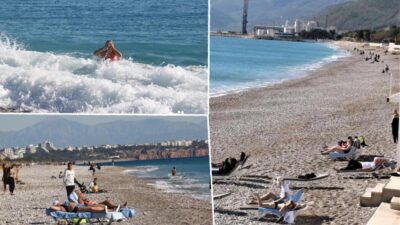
[{"left": 210, "top": 41, "right": 400, "bottom": 225}]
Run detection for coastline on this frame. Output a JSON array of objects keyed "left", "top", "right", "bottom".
[
  {"left": 0, "top": 165, "right": 213, "bottom": 225},
  {"left": 210, "top": 38, "right": 349, "bottom": 97},
  {"left": 210, "top": 41, "right": 399, "bottom": 224}
]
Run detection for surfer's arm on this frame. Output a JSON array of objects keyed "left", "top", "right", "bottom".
[
  {"left": 113, "top": 48, "right": 123, "bottom": 58},
  {"left": 93, "top": 46, "right": 107, "bottom": 57}
]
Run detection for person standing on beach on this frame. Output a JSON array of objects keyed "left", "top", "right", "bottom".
[
  {"left": 392, "top": 109, "right": 399, "bottom": 143},
  {"left": 8, "top": 165, "right": 16, "bottom": 195},
  {"left": 63, "top": 162, "right": 76, "bottom": 199},
  {"left": 171, "top": 166, "right": 177, "bottom": 176},
  {"left": 2, "top": 163, "right": 9, "bottom": 193}
]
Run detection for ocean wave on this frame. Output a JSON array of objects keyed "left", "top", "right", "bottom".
[
  {"left": 0, "top": 35, "right": 208, "bottom": 113},
  {"left": 122, "top": 166, "right": 160, "bottom": 176}
]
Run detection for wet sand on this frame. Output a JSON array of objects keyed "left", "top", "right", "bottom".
[
  {"left": 210, "top": 41, "right": 400, "bottom": 225},
  {"left": 0, "top": 165, "right": 213, "bottom": 225}
]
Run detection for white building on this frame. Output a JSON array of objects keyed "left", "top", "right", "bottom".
[
  {"left": 306, "top": 21, "right": 318, "bottom": 31},
  {"left": 26, "top": 144, "right": 37, "bottom": 155},
  {"left": 294, "top": 19, "right": 305, "bottom": 33}
]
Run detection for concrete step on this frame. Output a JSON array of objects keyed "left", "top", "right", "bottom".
[
  {"left": 367, "top": 203, "right": 400, "bottom": 225},
  {"left": 360, "top": 183, "right": 385, "bottom": 207},
  {"left": 391, "top": 197, "right": 400, "bottom": 211},
  {"left": 383, "top": 176, "right": 400, "bottom": 202}
]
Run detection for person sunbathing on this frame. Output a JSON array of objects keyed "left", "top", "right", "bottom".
[
  {"left": 70, "top": 190, "right": 126, "bottom": 210},
  {"left": 248, "top": 177, "right": 290, "bottom": 205},
  {"left": 254, "top": 193, "right": 305, "bottom": 222},
  {"left": 339, "top": 157, "right": 396, "bottom": 171},
  {"left": 50, "top": 200, "right": 107, "bottom": 213},
  {"left": 322, "top": 139, "right": 353, "bottom": 154}
]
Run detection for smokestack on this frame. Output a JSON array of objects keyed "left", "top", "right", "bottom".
[{"left": 242, "top": 0, "right": 249, "bottom": 34}]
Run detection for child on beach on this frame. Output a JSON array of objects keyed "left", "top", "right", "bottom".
[{"left": 2, "top": 164, "right": 16, "bottom": 195}]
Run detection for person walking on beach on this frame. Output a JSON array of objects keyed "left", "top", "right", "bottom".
[
  {"left": 93, "top": 40, "right": 123, "bottom": 61},
  {"left": 2, "top": 163, "right": 9, "bottom": 194},
  {"left": 3, "top": 164, "right": 16, "bottom": 195},
  {"left": 392, "top": 109, "right": 399, "bottom": 143},
  {"left": 64, "top": 162, "right": 76, "bottom": 199}
]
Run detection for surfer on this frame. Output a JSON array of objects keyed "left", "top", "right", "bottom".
[
  {"left": 93, "top": 40, "right": 122, "bottom": 61},
  {"left": 171, "top": 166, "right": 177, "bottom": 176}
]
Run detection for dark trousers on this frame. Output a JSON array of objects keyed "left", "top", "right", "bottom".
[
  {"left": 344, "top": 159, "right": 362, "bottom": 170},
  {"left": 393, "top": 131, "right": 398, "bottom": 143},
  {"left": 66, "top": 185, "right": 75, "bottom": 199},
  {"left": 8, "top": 177, "right": 15, "bottom": 194}
]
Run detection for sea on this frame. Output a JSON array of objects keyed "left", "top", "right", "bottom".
[
  {"left": 210, "top": 36, "right": 349, "bottom": 96},
  {"left": 98, "top": 156, "right": 211, "bottom": 201},
  {"left": 0, "top": 0, "right": 208, "bottom": 113}
]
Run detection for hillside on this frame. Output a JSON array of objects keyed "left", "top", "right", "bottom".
[
  {"left": 0, "top": 117, "right": 208, "bottom": 148},
  {"left": 211, "top": 0, "right": 350, "bottom": 31},
  {"left": 315, "top": 0, "right": 400, "bottom": 31}
]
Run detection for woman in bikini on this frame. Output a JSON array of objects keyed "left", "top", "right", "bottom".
[{"left": 93, "top": 40, "right": 123, "bottom": 61}]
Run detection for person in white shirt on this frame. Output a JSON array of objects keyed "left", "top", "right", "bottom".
[
  {"left": 63, "top": 162, "right": 76, "bottom": 199},
  {"left": 248, "top": 176, "right": 291, "bottom": 204},
  {"left": 340, "top": 157, "right": 394, "bottom": 171}
]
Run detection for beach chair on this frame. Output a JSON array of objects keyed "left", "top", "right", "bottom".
[
  {"left": 240, "top": 190, "right": 303, "bottom": 210},
  {"left": 212, "top": 155, "right": 249, "bottom": 177},
  {"left": 257, "top": 190, "right": 306, "bottom": 224},
  {"left": 46, "top": 207, "right": 135, "bottom": 225},
  {"left": 328, "top": 146, "right": 357, "bottom": 160},
  {"left": 283, "top": 173, "right": 329, "bottom": 182}
]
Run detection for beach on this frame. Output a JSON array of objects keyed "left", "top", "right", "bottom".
[
  {"left": 210, "top": 41, "right": 399, "bottom": 224},
  {"left": 0, "top": 165, "right": 213, "bottom": 225}
]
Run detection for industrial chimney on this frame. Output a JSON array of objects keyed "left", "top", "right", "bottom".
[{"left": 242, "top": 0, "right": 249, "bottom": 34}]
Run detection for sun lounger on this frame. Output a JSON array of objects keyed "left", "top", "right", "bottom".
[
  {"left": 239, "top": 190, "right": 303, "bottom": 210},
  {"left": 213, "top": 192, "right": 232, "bottom": 200},
  {"left": 46, "top": 208, "right": 135, "bottom": 225},
  {"left": 212, "top": 155, "right": 249, "bottom": 177},
  {"left": 283, "top": 173, "right": 329, "bottom": 181},
  {"left": 257, "top": 191, "right": 306, "bottom": 224},
  {"left": 328, "top": 146, "right": 357, "bottom": 160}
]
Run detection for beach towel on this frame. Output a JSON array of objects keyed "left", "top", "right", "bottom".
[{"left": 46, "top": 208, "right": 135, "bottom": 222}]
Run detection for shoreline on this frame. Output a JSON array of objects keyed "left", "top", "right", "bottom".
[
  {"left": 0, "top": 165, "right": 213, "bottom": 225},
  {"left": 210, "top": 40, "right": 399, "bottom": 225},
  {"left": 210, "top": 40, "right": 349, "bottom": 98}
]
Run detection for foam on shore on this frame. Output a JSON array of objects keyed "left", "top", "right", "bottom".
[{"left": 0, "top": 35, "right": 208, "bottom": 113}]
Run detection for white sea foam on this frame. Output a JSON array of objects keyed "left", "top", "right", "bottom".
[{"left": 0, "top": 35, "right": 208, "bottom": 113}]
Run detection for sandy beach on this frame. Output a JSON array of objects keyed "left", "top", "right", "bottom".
[
  {"left": 0, "top": 165, "right": 213, "bottom": 225},
  {"left": 210, "top": 41, "right": 400, "bottom": 225}
]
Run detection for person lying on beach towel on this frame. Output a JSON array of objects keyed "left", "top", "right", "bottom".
[
  {"left": 322, "top": 138, "right": 353, "bottom": 154},
  {"left": 339, "top": 157, "right": 397, "bottom": 171},
  {"left": 50, "top": 200, "right": 115, "bottom": 213},
  {"left": 248, "top": 177, "right": 290, "bottom": 205},
  {"left": 70, "top": 190, "right": 126, "bottom": 210}
]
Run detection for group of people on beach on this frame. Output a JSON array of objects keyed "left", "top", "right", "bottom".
[{"left": 50, "top": 162, "right": 120, "bottom": 214}]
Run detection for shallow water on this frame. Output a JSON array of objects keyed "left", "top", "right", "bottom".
[{"left": 210, "top": 36, "right": 348, "bottom": 96}]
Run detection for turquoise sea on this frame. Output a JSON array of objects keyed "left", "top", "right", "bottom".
[
  {"left": 0, "top": 0, "right": 208, "bottom": 113},
  {"left": 210, "top": 36, "right": 348, "bottom": 96},
  {"left": 98, "top": 157, "right": 211, "bottom": 200}
]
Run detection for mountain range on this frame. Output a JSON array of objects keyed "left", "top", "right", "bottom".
[
  {"left": 211, "top": 0, "right": 400, "bottom": 32},
  {"left": 315, "top": 0, "right": 400, "bottom": 31},
  {"left": 0, "top": 117, "right": 208, "bottom": 148}
]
